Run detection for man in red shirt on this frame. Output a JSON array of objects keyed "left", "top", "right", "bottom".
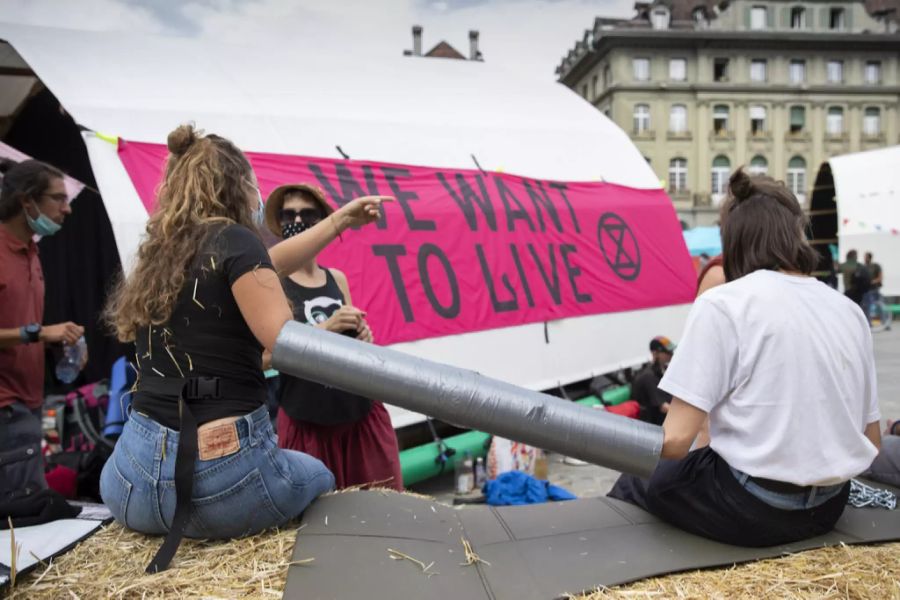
[{"left": 0, "top": 158, "right": 84, "bottom": 501}]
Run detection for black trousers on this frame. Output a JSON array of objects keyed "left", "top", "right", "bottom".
[{"left": 608, "top": 446, "right": 850, "bottom": 547}]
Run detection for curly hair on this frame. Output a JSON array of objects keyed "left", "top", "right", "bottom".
[{"left": 105, "top": 124, "right": 257, "bottom": 341}]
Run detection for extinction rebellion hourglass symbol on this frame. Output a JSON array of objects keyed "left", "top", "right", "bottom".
[{"left": 597, "top": 212, "right": 641, "bottom": 281}]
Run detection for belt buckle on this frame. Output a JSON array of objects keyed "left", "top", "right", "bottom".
[{"left": 185, "top": 377, "right": 220, "bottom": 400}]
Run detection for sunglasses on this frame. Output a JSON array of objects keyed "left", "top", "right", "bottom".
[{"left": 279, "top": 207, "right": 324, "bottom": 225}]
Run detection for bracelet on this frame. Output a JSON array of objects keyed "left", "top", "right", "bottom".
[{"left": 330, "top": 214, "right": 343, "bottom": 241}]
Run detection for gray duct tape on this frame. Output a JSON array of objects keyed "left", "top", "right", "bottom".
[{"left": 272, "top": 321, "right": 663, "bottom": 478}]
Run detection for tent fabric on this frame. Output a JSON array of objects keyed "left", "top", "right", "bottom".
[
  {"left": 0, "top": 23, "right": 692, "bottom": 428},
  {"left": 682, "top": 226, "right": 721, "bottom": 257},
  {"left": 829, "top": 145, "right": 900, "bottom": 296}
]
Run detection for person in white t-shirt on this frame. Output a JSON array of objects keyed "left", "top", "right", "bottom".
[{"left": 608, "top": 168, "right": 882, "bottom": 547}]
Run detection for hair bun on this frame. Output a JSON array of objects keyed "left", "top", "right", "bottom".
[
  {"left": 729, "top": 167, "right": 754, "bottom": 202},
  {"left": 167, "top": 124, "right": 199, "bottom": 156}
]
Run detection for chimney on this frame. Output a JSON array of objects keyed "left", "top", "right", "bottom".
[
  {"left": 412, "top": 25, "right": 423, "bottom": 56},
  {"left": 469, "top": 30, "right": 480, "bottom": 61}
]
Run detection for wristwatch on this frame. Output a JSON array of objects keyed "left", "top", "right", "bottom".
[{"left": 20, "top": 323, "right": 41, "bottom": 344}]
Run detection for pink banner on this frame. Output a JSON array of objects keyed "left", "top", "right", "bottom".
[{"left": 118, "top": 140, "right": 696, "bottom": 345}]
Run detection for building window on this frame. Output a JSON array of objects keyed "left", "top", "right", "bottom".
[
  {"left": 711, "top": 155, "right": 731, "bottom": 200},
  {"left": 713, "top": 104, "right": 730, "bottom": 133},
  {"left": 789, "top": 106, "right": 806, "bottom": 132},
  {"left": 829, "top": 8, "right": 846, "bottom": 30},
  {"left": 633, "top": 58, "right": 650, "bottom": 81},
  {"left": 750, "top": 6, "right": 768, "bottom": 30},
  {"left": 670, "top": 104, "right": 687, "bottom": 133},
  {"left": 749, "top": 155, "right": 768, "bottom": 176},
  {"left": 581, "top": 84, "right": 588, "bottom": 99},
  {"left": 826, "top": 106, "right": 844, "bottom": 135},
  {"left": 633, "top": 104, "right": 651, "bottom": 133},
  {"left": 750, "top": 105, "right": 767, "bottom": 134},
  {"left": 669, "top": 158, "right": 688, "bottom": 193},
  {"left": 789, "top": 60, "right": 805, "bottom": 84},
  {"left": 865, "top": 61, "right": 881, "bottom": 85},
  {"left": 713, "top": 57, "right": 729, "bottom": 82},
  {"left": 864, "top": 107, "right": 881, "bottom": 136},
  {"left": 669, "top": 58, "right": 687, "bottom": 81},
  {"left": 827, "top": 60, "right": 843, "bottom": 84},
  {"left": 603, "top": 65, "right": 612, "bottom": 88},
  {"left": 591, "top": 75, "right": 598, "bottom": 99},
  {"left": 651, "top": 8, "right": 670, "bottom": 29},
  {"left": 787, "top": 156, "right": 806, "bottom": 202},
  {"left": 750, "top": 59, "right": 767, "bottom": 82},
  {"left": 790, "top": 6, "right": 806, "bottom": 29}
]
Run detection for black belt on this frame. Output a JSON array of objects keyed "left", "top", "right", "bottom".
[
  {"left": 138, "top": 376, "right": 253, "bottom": 574},
  {"left": 746, "top": 475, "right": 814, "bottom": 495}
]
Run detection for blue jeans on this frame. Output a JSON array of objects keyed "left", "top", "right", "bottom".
[
  {"left": 100, "top": 404, "right": 334, "bottom": 539},
  {"left": 729, "top": 467, "right": 845, "bottom": 511}
]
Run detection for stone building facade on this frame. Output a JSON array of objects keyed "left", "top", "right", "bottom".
[{"left": 557, "top": 0, "right": 900, "bottom": 226}]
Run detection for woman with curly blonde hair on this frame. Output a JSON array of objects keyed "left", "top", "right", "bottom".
[{"left": 100, "top": 124, "right": 389, "bottom": 572}]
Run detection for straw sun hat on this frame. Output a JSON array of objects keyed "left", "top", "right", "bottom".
[{"left": 264, "top": 183, "right": 334, "bottom": 239}]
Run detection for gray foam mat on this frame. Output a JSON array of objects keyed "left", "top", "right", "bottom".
[{"left": 284, "top": 484, "right": 900, "bottom": 600}]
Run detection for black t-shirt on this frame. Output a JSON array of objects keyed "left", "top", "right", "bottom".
[
  {"left": 277, "top": 268, "right": 373, "bottom": 426},
  {"left": 131, "top": 223, "right": 273, "bottom": 429},
  {"left": 631, "top": 364, "right": 671, "bottom": 426}
]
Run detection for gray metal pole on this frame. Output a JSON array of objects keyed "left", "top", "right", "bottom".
[{"left": 272, "top": 321, "right": 663, "bottom": 478}]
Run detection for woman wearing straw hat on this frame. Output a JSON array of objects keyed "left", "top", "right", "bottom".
[
  {"left": 101, "top": 125, "right": 390, "bottom": 572},
  {"left": 264, "top": 183, "right": 403, "bottom": 491}
]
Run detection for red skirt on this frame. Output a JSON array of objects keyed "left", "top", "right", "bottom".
[{"left": 276, "top": 401, "right": 403, "bottom": 491}]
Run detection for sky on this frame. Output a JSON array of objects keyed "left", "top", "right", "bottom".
[{"left": 1, "top": 0, "right": 634, "bottom": 80}]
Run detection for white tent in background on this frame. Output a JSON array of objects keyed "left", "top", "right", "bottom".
[
  {"left": 813, "top": 146, "right": 900, "bottom": 297},
  {"left": 0, "top": 23, "right": 689, "bottom": 427}
]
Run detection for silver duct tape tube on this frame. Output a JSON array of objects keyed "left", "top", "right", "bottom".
[{"left": 272, "top": 321, "right": 663, "bottom": 478}]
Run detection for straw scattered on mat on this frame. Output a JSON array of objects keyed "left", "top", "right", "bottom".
[{"left": 573, "top": 542, "right": 900, "bottom": 600}]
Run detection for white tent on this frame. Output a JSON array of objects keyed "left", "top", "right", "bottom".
[
  {"left": 829, "top": 146, "right": 900, "bottom": 297},
  {"left": 0, "top": 23, "right": 689, "bottom": 427}
]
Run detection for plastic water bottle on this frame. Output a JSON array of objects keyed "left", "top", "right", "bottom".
[{"left": 55, "top": 336, "right": 87, "bottom": 384}]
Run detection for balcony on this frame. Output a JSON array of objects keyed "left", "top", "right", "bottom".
[
  {"left": 825, "top": 132, "right": 849, "bottom": 144},
  {"left": 785, "top": 130, "right": 812, "bottom": 143},
  {"left": 862, "top": 132, "right": 886, "bottom": 145},
  {"left": 667, "top": 130, "right": 693, "bottom": 141},
  {"left": 709, "top": 130, "right": 735, "bottom": 143},
  {"left": 749, "top": 130, "right": 772, "bottom": 142},
  {"left": 632, "top": 129, "right": 656, "bottom": 140}
]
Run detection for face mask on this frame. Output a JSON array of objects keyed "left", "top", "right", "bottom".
[
  {"left": 282, "top": 221, "right": 311, "bottom": 239},
  {"left": 26, "top": 202, "right": 62, "bottom": 236},
  {"left": 253, "top": 191, "right": 265, "bottom": 227}
]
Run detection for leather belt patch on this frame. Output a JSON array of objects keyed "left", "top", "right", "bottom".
[{"left": 197, "top": 421, "right": 240, "bottom": 461}]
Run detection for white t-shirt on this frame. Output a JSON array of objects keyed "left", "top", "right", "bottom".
[{"left": 660, "top": 270, "right": 879, "bottom": 486}]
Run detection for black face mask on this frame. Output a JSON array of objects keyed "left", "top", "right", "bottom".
[{"left": 282, "top": 221, "right": 312, "bottom": 239}]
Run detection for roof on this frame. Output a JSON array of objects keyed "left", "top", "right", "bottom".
[{"left": 425, "top": 41, "right": 466, "bottom": 59}]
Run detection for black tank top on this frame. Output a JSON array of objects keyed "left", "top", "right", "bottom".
[{"left": 277, "top": 268, "right": 373, "bottom": 425}]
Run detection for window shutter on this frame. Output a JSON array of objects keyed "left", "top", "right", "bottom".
[
  {"left": 846, "top": 7, "right": 853, "bottom": 31},
  {"left": 767, "top": 7, "right": 775, "bottom": 28},
  {"left": 820, "top": 7, "right": 829, "bottom": 29},
  {"left": 781, "top": 7, "right": 790, "bottom": 28},
  {"left": 745, "top": 5, "right": 752, "bottom": 29}
]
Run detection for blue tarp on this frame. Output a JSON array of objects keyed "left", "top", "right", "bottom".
[{"left": 682, "top": 226, "right": 721, "bottom": 257}]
